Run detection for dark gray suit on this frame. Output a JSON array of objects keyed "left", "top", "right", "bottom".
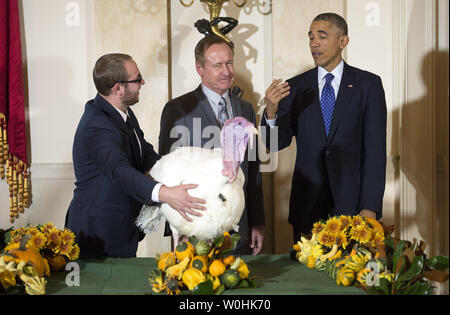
[{"left": 159, "top": 85, "right": 265, "bottom": 254}]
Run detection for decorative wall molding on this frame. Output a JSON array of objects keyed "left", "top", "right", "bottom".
[{"left": 30, "top": 162, "right": 75, "bottom": 181}]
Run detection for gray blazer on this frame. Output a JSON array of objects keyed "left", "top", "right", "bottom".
[{"left": 159, "top": 85, "right": 265, "bottom": 254}]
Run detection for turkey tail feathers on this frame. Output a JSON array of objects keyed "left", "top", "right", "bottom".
[{"left": 136, "top": 205, "right": 163, "bottom": 234}]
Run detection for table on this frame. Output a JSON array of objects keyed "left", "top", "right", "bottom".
[{"left": 45, "top": 254, "right": 363, "bottom": 295}]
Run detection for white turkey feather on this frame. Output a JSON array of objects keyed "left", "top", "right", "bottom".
[{"left": 137, "top": 147, "right": 245, "bottom": 241}]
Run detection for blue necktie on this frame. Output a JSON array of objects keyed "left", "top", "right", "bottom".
[
  {"left": 321, "top": 73, "right": 335, "bottom": 137},
  {"left": 218, "top": 97, "right": 230, "bottom": 127}
]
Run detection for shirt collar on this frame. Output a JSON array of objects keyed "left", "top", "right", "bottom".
[
  {"left": 318, "top": 59, "right": 344, "bottom": 83},
  {"left": 201, "top": 83, "right": 229, "bottom": 105},
  {"left": 113, "top": 106, "right": 128, "bottom": 123}
]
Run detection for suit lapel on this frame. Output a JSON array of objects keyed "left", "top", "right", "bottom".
[
  {"left": 327, "top": 62, "right": 356, "bottom": 143},
  {"left": 94, "top": 94, "right": 128, "bottom": 133},
  {"left": 308, "top": 68, "right": 328, "bottom": 144},
  {"left": 193, "top": 86, "right": 221, "bottom": 128}
]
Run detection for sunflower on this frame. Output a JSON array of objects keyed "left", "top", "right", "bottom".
[
  {"left": 370, "top": 232, "right": 385, "bottom": 248},
  {"left": 338, "top": 215, "right": 352, "bottom": 231},
  {"left": 350, "top": 225, "right": 372, "bottom": 244},
  {"left": 10, "top": 233, "right": 22, "bottom": 244},
  {"left": 40, "top": 222, "right": 55, "bottom": 234},
  {"left": 29, "top": 232, "right": 47, "bottom": 250},
  {"left": 334, "top": 231, "right": 349, "bottom": 249},
  {"left": 68, "top": 244, "right": 80, "bottom": 261},
  {"left": 310, "top": 244, "right": 324, "bottom": 259},
  {"left": 149, "top": 269, "right": 166, "bottom": 294},
  {"left": 325, "top": 217, "right": 341, "bottom": 234},
  {"left": 317, "top": 230, "right": 336, "bottom": 248},
  {"left": 46, "top": 227, "right": 61, "bottom": 245},
  {"left": 60, "top": 229, "right": 75, "bottom": 245},
  {"left": 57, "top": 242, "right": 73, "bottom": 256},
  {"left": 351, "top": 216, "right": 365, "bottom": 228},
  {"left": 312, "top": 222, "right": 326, "bottom": 234},
  {"left": 165, "top": 277, "right": 182, "bottom": 295},
  {"left": 26, "top": 227, "right": 39, "bottom": 236}
]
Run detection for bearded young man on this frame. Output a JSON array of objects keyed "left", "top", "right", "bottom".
[{"left": 65, "top": 53, "right": 207, "bottom": 258}]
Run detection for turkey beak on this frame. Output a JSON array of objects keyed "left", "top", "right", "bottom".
[
  {"left": 246, "top": 125, "right": 258, "bottom": 150},
  {"left": 246, "top": 125, "right": 259, "bottom": 136}
]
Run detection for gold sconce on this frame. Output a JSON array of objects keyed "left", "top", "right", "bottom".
[{"left": 179, "top": 0, "right": 247, "bottom": 44}]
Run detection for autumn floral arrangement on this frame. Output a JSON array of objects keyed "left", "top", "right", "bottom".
[
  {"left": 0, "top": 223, "right": 80, "bottom": 295},
  {"left": 292, "top": 215, "right": 449, "bottom": 295},
  {"left": 148, "top": 232, "right": 257, "bottom": 295}
]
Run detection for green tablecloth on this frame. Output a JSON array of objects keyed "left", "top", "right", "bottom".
[{"left": 45, "top": 254, "right": 363, "bottom": 295}]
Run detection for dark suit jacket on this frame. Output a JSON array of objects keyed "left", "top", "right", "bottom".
[
  {"left": 261, "top": 62, "right": 387, "bottom": 232},
  {"left": 65, "top": 94, "right": 160, "bottom": 258},
  {"left": 159, "top": 85, "right": 265, "bottom": 254}
]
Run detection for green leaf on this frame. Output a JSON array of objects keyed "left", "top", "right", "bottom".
[
  {"left": 378, "top": 277, "right": 391, "bottom": 295},
  {"left": 402, "top": 280, "right": 432, "bottom": 295},
  {"left": 384, "top": 237, "right": 395, "bottom": 251},
  {"left": 425, "top": 256, "right": 449, "bottom": 270},
  {"left": 191, "top": 279, "right": 214, "bottom": 295},
  {"left": 212, "top": 235, "right": 224, "bottom": 248},
  {"left": 397, "top": 255, "right": 424, "bottom": 283},
  {"left": 230, "top": 233, "right": 241, "bottom": 251},
  {"left": 392, "top": 240, "right": 405, "bottom": 273}
]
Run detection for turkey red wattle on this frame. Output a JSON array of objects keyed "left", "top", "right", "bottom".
[{"left": 220, "top": 117, "right": 258, "bottom": 182}]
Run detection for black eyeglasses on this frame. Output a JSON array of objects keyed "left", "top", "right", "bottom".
[{"left": 111, "top": 74, "right": 144, "bottom": 88}]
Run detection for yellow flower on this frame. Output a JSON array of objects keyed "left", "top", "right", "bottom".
[
  {"left": 149, "top": 270, "right": 166, "bottom": 294},
  {"left": 26, "top": 227, "right": 39, "bottom": 236},
  {"left": 57, "top": 243, "right": 73, "bottom": 256},
  {"left": 310, "top": 244, "right": 324, "bottom": 259},
  {"left": 60, "top": 229, "right": 75, "bottom": 245},
  {"left": 350, "top": 225, "right": 372, "bottom": 244},
  {"left": 29, "top": 232, "right": 47, "bottom": 250},
  {"left": 317, "top": 230, "right": 336, "bottom": 248},
  {"left": 351, "top": 216, "right": 365, "bottom": 228},
  {"left": 335, "top": 231, "right": 349, "bottom": 249},
  {"left": 68, "top": 244, "right": 80, "bottom": 261},
  {"left": 40, "top": 222, "right": 55, "bottom": 234},
  {"left": 3, "top": 242, "right": 20, "bottom": 252},
  {"left": 370, "top": 232, "right": 385, "bottom": 248},
  {"left": 325, "top": 217, "right": 341, "bottom": 234},
  {"left": 46, "top": 228, "right": 61, "bottom": 245},
  {"left": 10, "top": 234, "right": 22, "bottom": 244},
  {"left": 338, "top": 215, "right": 352, "bottom": 231},
  {"left": 312, "top": 222, "right": 326, "bottom": 235}
]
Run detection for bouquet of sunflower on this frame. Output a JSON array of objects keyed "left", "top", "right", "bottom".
[
  {"left": 148, "top": 232, "right": 257, "bottom": 295},
  {"left": 292, "top": 215, "right": 449, "bottom": 294},
  {"left": 293, "top": 215, "right": 390, "bottom": 286},
  {"left": 2, "top": 223, "right": 80, "bottom": 272}
]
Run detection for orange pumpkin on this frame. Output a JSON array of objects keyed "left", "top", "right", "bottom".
[{"left": 7, "top": 247, "right": 50, "bottom": 277}]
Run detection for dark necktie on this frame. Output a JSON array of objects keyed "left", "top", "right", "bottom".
[
  {"left": 218, "top": 97, "right": 230, "bottom": 127},
  {"left": 321, "top": 73, "right": 336, "bottom": 137},
  {"left": 126, "top": 115, "right": 141, "bottom": 166}
]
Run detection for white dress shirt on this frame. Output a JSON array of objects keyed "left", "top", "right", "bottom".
[{"left": 201, "top": 84, "right": 233, "bottom": 119}]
